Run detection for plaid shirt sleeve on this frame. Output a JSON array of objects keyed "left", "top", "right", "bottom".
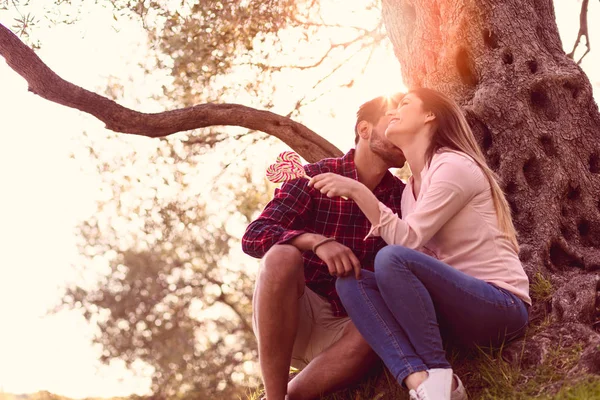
[{"left": 241, "top": 178, "right": 313, "bottom": 259}]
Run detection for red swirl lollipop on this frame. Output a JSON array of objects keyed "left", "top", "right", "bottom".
[
  {"left": 266, "top": 151, "right": 348, "bottom": 199},
  {"left": 266, "top": 151, "right": 306, "bottom": 183}
]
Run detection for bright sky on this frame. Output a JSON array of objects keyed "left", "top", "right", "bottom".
[{"left": 0, "top": 1, "right": 598, "bottom": 398}]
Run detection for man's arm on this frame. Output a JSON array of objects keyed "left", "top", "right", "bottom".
[
  {"left": 241, "top": 178, "right": 316, "bottom": 258},
  {"left": 242, "top": 178, "right": 362, "bottom": 278}
]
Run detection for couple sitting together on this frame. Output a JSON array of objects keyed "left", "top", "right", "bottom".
[{"left": 242, "top": 88, "right": 531, "bottom": 400}]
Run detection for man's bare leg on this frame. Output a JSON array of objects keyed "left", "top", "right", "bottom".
[
  {"left": 254, "top": 245, "right": 305, "bottom": 400},
  {"left": 287, "top": 322, "right": 380, "bottom": 400}
]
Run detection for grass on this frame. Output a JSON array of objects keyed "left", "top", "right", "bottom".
[
  {"left": 472, "top": 340, "right": 585, "bottom": 399},
  {"left": 245, "top": 334, "right": 600, "bottom": 400},
  {"left": 529, "top": 272, "right": 554, "bottom": 303},
  {"left": 551, "top": 377, "right": 600, "bottom": 400},
  {"left": 318, "top": 369, "right": 406, "bottom": 400}
]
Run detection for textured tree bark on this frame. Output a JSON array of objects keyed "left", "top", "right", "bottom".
[
  {"left": 0, "top": 23, "right": 342, "bottom": 163},
  {"left": 382, "top": 0, "right": 600, "bottom": 376}
]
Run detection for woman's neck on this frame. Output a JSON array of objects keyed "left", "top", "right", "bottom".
[{"left": 401, "top": 135, "right": 431, "bottom": 185}]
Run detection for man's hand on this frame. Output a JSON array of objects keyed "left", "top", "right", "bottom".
[{"left": 314, "top": 240, "right": 362, "bottom": 279}]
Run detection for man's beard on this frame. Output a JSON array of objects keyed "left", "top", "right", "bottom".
[{"left": 370, "top": 131, "right": 405, "bottom": 168}]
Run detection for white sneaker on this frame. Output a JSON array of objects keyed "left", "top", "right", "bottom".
[
  {"left": 411, "top": 368, "right": 453, "bottom": 400},
  {"left": 450, "top": 374, "right": 468, "bottom": 400}
]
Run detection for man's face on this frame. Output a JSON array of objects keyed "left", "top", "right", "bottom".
[{"left": 368, "top": 112, "right": 406, "bottom": 168}]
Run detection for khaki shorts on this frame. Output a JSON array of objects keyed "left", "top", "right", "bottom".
[{"left": 253, "top": 286, "right": 350, "bottom": 370}]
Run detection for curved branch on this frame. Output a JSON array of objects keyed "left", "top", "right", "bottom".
[{"left": 0, "top": 23, "right": 342, "bottom": 163}]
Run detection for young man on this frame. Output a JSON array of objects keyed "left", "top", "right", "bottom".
[{"left": 242, "top": 94, "right": 406, "bottom": 400}]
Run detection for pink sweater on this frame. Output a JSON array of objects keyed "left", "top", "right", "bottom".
[{"left": 368, "top": 150, "right": 531, "bottom": 305}]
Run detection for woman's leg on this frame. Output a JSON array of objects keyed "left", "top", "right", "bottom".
[
  {"left": 335, "top": 270, "right": 431, "bottom": 384},
  {"left": 374, "top": 246, "right": 529, "bottom": 354}
]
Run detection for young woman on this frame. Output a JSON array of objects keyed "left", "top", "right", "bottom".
[{"left": 309, "top": 88, "right": 530, "bottom": 400}]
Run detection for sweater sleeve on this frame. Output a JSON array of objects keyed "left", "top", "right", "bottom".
[{"left": 367, "top": 155, "right": 482, "bottom": 248}]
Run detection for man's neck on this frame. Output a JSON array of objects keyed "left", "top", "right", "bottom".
[{"left": 353, "top": 146, "right": 389, "bottom": 191}]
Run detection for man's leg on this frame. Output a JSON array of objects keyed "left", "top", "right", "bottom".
[
  {"left": 287, "top": 321, "right": 380, "bottom": 400},
  {"left": 254, "top": 245, "right": 305, "bottom": 400}
]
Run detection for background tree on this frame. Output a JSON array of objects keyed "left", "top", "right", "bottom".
[{"left": 55, "top": 134, "right": 277, "bottom": 398}]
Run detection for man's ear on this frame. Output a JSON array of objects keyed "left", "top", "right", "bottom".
[{"left": 356, "top": 120, "right": 372, "bottom": 141}]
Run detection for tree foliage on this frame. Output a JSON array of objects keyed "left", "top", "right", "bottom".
[
  {"left": 118, "top": 0, "right": 314, "bottom": 106},
  {"left": 54, "top": 135, "right": 275, "bottom": 398}
]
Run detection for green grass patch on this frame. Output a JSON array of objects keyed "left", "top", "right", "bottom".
[
  {"left": 530, "top": 272, "right": 553, "bottom": 303},
  {"left": 473, "top": 341, "right": 583, "bottom": 399},
  {"left": 551, "top": 376, "right": 600, "bottom": 400}
]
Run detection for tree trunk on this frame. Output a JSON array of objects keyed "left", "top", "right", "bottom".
[{"left": 382, "top": 0, "right": 600, "bottom": 378}]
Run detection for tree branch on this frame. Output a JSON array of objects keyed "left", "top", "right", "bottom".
[
  {"left": 0, "top": 23, "right": 342, "bottom": 163},
  {"left": 203, "top": 275, "right": 253, "bottom": 335},
  {"left": 567, "top": 0, "right": 591, "bottom": 65},
  {"left": 284, "top": 30, "right": 386, "bottom": 119},
  {"left": 239, "top": 22, "right": 384, "bottom": 74}
]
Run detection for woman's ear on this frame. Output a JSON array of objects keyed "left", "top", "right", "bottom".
[
  {"left": 356, "top": 120, "right": 372, "bottom": 140},
  {"left": 424, "top": 112, "right": 436, "bottom": 124}
]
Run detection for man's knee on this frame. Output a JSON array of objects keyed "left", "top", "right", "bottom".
[{"left": 258, "top": 244, "right": 304, "bottom": 288}]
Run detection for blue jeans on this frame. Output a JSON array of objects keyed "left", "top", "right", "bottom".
[{"left": 336, "top": 245, "right": 529, "bottom": 384}]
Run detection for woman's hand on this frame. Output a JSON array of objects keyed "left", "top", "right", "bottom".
[{"left": 309, "top": 173, "right": 365, "bottom": 199}]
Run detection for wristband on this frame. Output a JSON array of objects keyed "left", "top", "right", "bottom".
[{"left": 312, "top": 237, "right": 336, "bottom": 254}]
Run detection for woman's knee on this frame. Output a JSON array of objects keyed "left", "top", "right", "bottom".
[
  {"left": 374, "top": 246, "right": 426, "bottom": 293},
  {"left": 375, "top": 245, "right": 413, "bottom": 264},
  {"left": 374, "top": 245, "right": 413, "bottom": 274},
  {"left": 336, "top": 271, "right": 379, "bottom": 300},
  {"left": 335, "top": 275, "right": 359, "bottom": 299}
]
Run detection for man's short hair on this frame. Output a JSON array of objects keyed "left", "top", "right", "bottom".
[{"left": 354, "top": 92, "right": 405, "bottom": 144}]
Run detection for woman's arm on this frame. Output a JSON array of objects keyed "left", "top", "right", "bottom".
[
  {"left": 308, "top": 173, "right": 382, "bottom": 225},
  {"left": 311, "top": 154, "right": 482, "bottom": 248},
  {"left": 350, "top": 184, "right": 384, "bottom": 226},
  {"left": 375, "top": 182, "right": 466, "bottom": 247},
  {"left": 374, "top": 156, "right": 481, "bottom": 247}
]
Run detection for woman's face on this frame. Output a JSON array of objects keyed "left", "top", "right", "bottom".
[{"left": 385, "top": 93, "right": 434, "bottom": 147}]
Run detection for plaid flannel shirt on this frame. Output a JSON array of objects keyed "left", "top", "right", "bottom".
[{"left": 242, "top": 150, "right": 405, "bottom": 317}]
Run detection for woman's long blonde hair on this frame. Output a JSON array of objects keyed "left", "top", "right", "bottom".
[{"left": 411, "top": 88, "right": 519, "bottom": 252}]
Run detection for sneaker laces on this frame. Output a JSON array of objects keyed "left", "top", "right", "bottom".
[{"left": 409, "top": 389, "right": 420, "bottom": 400}]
